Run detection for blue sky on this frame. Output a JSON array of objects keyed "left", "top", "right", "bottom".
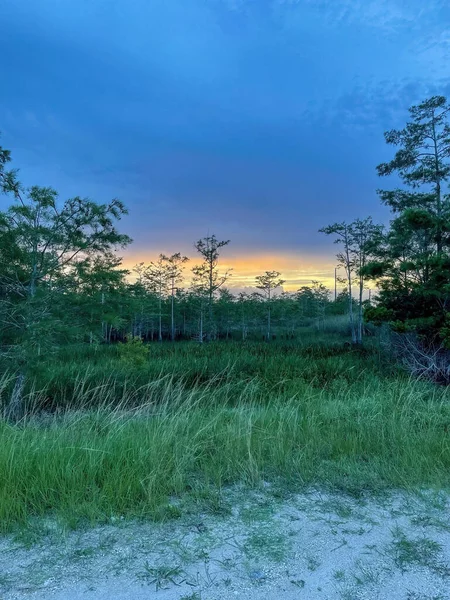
[{"left": 1, "top": 0, "right": 450, "bottom": 285}]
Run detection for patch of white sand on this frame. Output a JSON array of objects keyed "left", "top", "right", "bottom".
[{"left": 1, "top": 487, "right": 450, "bottom": 600}]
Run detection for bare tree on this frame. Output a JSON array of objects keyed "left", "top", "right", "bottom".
[
  {"left": 160, "top": 253, "right": 189, "bottom": 341},
  {"left": 192, "top": 235, "right": 231, "bottom": 340},
  {"left": 320, "top": 222, "right": 356, "bottom": 343},
  {"left": 320, "top": 219, "right": 381, "bottom": 344},
  {"left": 348, "top": 218, "right": 383, "bottom": 344},
  {"left": 255, "top": 271, "right": 285, "bottom": 341},
  {"left": 144, "top": 257, "right": 169, "bottom": 342}
]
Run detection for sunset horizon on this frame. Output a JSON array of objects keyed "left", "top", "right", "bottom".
[
  {"left": 121, "top": 248, "right": 341, "bottom": 293},
  {"left": 3, "top": 0, "right": 443, "bottom": 276}
]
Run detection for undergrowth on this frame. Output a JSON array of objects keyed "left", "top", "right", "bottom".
[{"left": 0, "top": 337, "right": 449, "bottom": 531}]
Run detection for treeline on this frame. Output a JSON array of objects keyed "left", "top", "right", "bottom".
[
  {"left": 320, "top": 96, "right": 450, "bottom": 354},
  {"left": 0, "top": 181, "right": 350, "bottom": 349},
  {"left": 1, "top": 94, "right": 450, "bottom": 362},
  {"left": 0, "top": 143, "right": 351, "bottom": 356}
]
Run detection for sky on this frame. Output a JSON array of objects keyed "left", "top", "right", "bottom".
[{"left": 1, "top": 0, "right": 450, "bottom": 290}]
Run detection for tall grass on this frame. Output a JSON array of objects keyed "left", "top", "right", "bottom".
[
  {"left": 6, "top": 336, "right": 392, "bottom": 411},
  {"left": 1, "top": 339, "right": 449, "bottom": 531}
]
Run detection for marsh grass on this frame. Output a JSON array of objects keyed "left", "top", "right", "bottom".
[{"left": 0, "top": 339, "right": 450, "bottom": 532}]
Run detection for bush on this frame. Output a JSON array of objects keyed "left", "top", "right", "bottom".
[{"left": 117, "top": 336, "right": 149, "bottom": 366}]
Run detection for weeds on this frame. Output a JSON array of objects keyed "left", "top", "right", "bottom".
[
  {"left": 139, "top": 563, "right": 185, "bottom": 590},
  {"left": 0, "top": 339, "right": 449, "bottom": 530},
  {"left": 390, "top": 530, "right": 450, "bottom": 576}
]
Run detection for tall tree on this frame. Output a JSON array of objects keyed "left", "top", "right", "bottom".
[
  {"left": 366, "top": 95, "right": 450, "bottom": 344},
  {"left": 310, "top": 281, "right": 330, "bottom": 331},
  {"left": 189, "top": 275, "right": 207, "bottom": 343},
  {"left": 320, "top": 222, "right": 357, "bottom": 343},
  {"left": 349, "top": 218, "right": 384, "bottom": 343},
  {"left": 320, "top": 219, "right": 381, "bottom": 344},
  {"left": 0, "top": 137, "right": 131, "bottom": 352},
  {"left": 192, "top": 235, "right": 231, "bottom": 340},
  {"left": 66, "top": 253, "right": 129, "bottom": 344},
  {"left": 144, "top": 256, "right": 170, "bottom": 342},
  {"left": 237, "top": 292, "right": 249, "bottom": 341},
  {"left": 160, "top": 253, "right": 189, "bottom": 341},
  {"left": 216, "top": 288, "right": 235, "bottom": 339},
  {"left": 255, "top": 271, "right": 285, "bottom": 341},
  {"left": 377, "top": 96, "right": 450, "bottom": 254}
]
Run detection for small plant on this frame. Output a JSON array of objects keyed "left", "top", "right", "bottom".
[
  {"left": 244, "top": 529, "right": 290, "bottom": 563},
  {"left": 117, "top": 336, "right": 148, "bottom": 366},
  {"left": 139, "top": 563, "right": 185, "bottom": 590},
  {"left": 390, "top": 532, "right": 444, "bottom": 574},
  {"left": 353, "top": 560, "right": 380, "bottom": 586}
]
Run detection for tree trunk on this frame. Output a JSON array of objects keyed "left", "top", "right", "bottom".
[
  {"left": 199, "top": 305, "right": 204, "bottom": 343},
  {"left": 432, "top": 116, "right": 443, "bottom": 254},
  {"left": 357, "top": 273, "right": 364, "bottom": 344},
  {"left": 158, "top": 293, "right": 162, "bottom": 342},
  {"left": 171, "top": 281, "right": 175, "bottom": 341},
  {"left": 344, "top": 230, "right": 357, "bottom": 344}
]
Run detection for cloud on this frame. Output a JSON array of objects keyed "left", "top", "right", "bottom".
[
  {"left": 416, "top": 29, "right": 450, "bottom": 79},
  {"left": 1, "top": 0, "right": 449, "bottom": 265},
  {"left": 309, "top": 79, "right": 426, "bottom": 134},
  {"left": 279, "top": 0, "right": 443, "bottom": 35}
]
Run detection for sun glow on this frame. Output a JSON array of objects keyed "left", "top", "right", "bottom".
[{"left": 121, "top": 250, "right": 340, "bottom": 293}]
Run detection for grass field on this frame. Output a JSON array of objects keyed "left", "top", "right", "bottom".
[{"left": 1, "top": 335, "right": 450, "bottom": 532}]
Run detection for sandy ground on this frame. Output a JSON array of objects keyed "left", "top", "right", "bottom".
[{"left": 1, "top": 486, "right": 450, "bottom": 600}]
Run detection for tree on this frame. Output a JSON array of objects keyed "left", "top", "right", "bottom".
[
  {"left": 128, "top": 263, "right": 157, "bottom": 339},
  {"left": 0, "top": 137, "right": 131, "bottom": 353},
  {"left": 366, "top": 95, "right": 450, "bottom": 344},
  {"left": 320, "top": 222, "right": 356, "bottom": 343},
  {"left": 255, "top": 271, "right": 285, "bottom": 341},
  {"left": 216, "top": 288, "right": 235, "bottom": 339},
  {"left": 377, "top": 96, "right": 450, "bottom": 254},
  {"left": 237, "top": 292, "right": 249, "bottom": 341},
  {"left": 66, "top": 253, "right": 129, "bottom": 344},
  {"left": 348, "top": 218, "right": 383, "bottom": 343},
  {"left": 189, "top": 275, "right": 207, "bottom": 343},
  {"left": 144, "top": 256, "right": 170, "bottom": 342},
  {"left": 192, "top": 235, "right": 231, "bottom": 340},
  {"left": 160, "top": 253, "right": 189, "bottom": 341},
  {"left": 320, "top": 219, "right": 382, "bottom": 344},
  {"left": 0, "top": 187, "right": 130, "bottom": 300}
]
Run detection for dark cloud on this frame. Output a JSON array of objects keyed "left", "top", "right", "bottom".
[{"left": 1, "top": 0, "right": 449, "bottom": 259}]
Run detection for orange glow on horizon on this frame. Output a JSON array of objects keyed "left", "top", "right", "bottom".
[{"left": 121, "top": 250, "right": 341, "bottom": 292}]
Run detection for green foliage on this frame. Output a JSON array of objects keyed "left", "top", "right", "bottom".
[
  {"left": 439, "top": 314, "right": 450, "bottom": 349},
  {"left": 320, "top": 218, "right": 383, "bottom": 345},
  {"left": 364, "top": 306, "right": 395, "bottom": 324},
  {"left": 3, "top": 93, "right": 450, "bottom": 373},
  {"left": 255, "top": 271, "right": 286, "bottom": 341},
  {"left": 0, "top": 136, "right": 131, "bottom": 353},
  {"left": 0, "top": 339, "right": 449, "bottom": 530},
  {"left": 117, "top": 336, "right": 149, "bottom": 366},
  {"left": 366, "top": 95, "right": 450, "bottom": 344},
  {"left": 1, "top": 135, "right": 361, "bottom": 354}
]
